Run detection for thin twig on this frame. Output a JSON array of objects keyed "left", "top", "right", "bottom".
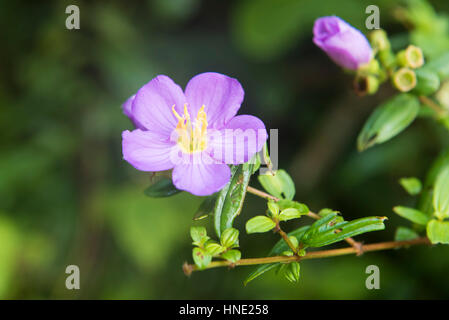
[
  {"left": 183, "top": 237, "right": 431, "bottom": 275},
  {"left": 246, "top": 186, "right": 362, "bottom": 253}
]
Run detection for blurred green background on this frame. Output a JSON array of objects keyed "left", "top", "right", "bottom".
[{"left": 1, "top": 0, "right": 449, "bottom": 299}]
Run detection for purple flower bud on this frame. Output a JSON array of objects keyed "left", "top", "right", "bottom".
[{"left": 313, "top": 16, "right": 372, "bottom": 70}]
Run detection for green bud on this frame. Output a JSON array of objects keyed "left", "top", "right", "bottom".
[
  {"left": 278, "top": 208, "right": 302, "bottom": 221},
  {"left": 369, "top": 29, "right": 390, "bottom": 51},
  {"left": 298, "top": 248, "right": 306, "bottom": 256},
  {"left": 267, "top": 200, "right": 280, "bottom": 218},
  {"left": 220, "top": 227, "right": 239, "bottom": 248},
  {"left": 436, "top": 81, "right": 449, "bottom": 110},
  {"left": 192, "top": 247, "right": 212, "bottom": 270},
  {"left": 288, "top": 236, "right": 299, "bottom": 250},
  {"left": 397, "top": 45, "right": 424, "bottom": 69},
  {"left": 392, "top": 68, "right": 417, "bottom": 92},
  {"left": 354, "top": 75, "right": 379, "bottom": 96},
  {"left": 204, "top": 241, "right": 226, "bottom": 256},
  {"left": 190, "top": 226, "right": 210, "bottom": 247},
  {"left": 283, "top": 262, "right": 300, "bottom": 283},
  {"left": 359, "top": 59, "right": 380, "bottom": 76},
  {"left": 413, "top": 68, "right": 440, "bottom": 96},
  {"left": 246, "top": 216, "right": 276, "bottom": 234},
  {"left": 281, "top": 250, "right": 294, "bottom": 256},
  {"left": 221, "top": 249, "right": 241, "bottom": 263},
  {"left": 378, "top": 49, "right": 396, "bottom": 70}
]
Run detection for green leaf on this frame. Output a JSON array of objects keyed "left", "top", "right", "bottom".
[
  {"left": 418, "top": 148, "right": 449, "bottom": 215},
  {"left": 258, "top": 169, "right": 295, "bottom": 200},
  {"left": 279, "top": 208, "right": 302, "bottom": 221},
  {"left": 221, "top": 249, "right": 241, "bottom": 263},
  {"left": 433, "top": 166, "right": 449, "bottom": 220},
  {"left": 427, "top": 219, "right": 449, "bottom": 244},
  {"left": 246, "top": 216, "right": 276, "bottom": 234},
  {"left": 302, "top": 215, "right": 387, "bottom": 248},
  {"left": 220, "top": 227, "right": 239, "bottom": 248},
  {"left": 393, "top": 206, "right": 430, "bottom": 225},
  {"left": 190, "top": 226, "right": 209, "bottom": 247},
  {"left": 143, "top": 178, "right": 181, "bottom": 197},
  {"left": 399, "top": 177, "right": 422, "bottom": 196},
  {"left": 193, "top": 194, "right": 217, "bottom": 220},
  {"left": 277, "top": 200, "right": 309, "bottom": 214},
  {"left": 395, "top": 226, "right": 419, "bottom": 241},
  {"left": 192, "top": 247, "right": 212, "bottom": 269},
  {"left": 214, "top": 160, "right": 254, "bottom": 237},
  {"left": 357, "top": 94, "right": 420, "bottom": 151},
  {"left": 244, "top": 226, "right": 310, "bottom": 285}
]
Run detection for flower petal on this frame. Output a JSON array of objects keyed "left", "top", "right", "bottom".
[
  {"left": 185, "top": 72, "right": 244, "bottom": 129},
  {"left": 132, "top": 75, "right": 187, "bottom": 136},
  {"left": 172, "top": 158, "right": 231, "bottom": 196},
  {"left": 313, "top": 16, "right": 372, "bottom": 70},
  {"left": 207, "top": 115, "right": 267, "bottom": 164},
  {"left": 122, "top": 129, "right": 178, "bottom": 172}
]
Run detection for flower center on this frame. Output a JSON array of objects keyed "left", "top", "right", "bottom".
[{"left": 172, "top": 104, "right": 208, "bottom": 153}]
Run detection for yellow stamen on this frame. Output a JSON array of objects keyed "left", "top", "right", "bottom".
[{"left": 172, "top": 104, "right": 208, "bottom": 153}]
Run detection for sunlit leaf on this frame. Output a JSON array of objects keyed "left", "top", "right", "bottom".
[
  {"left": 258, "top": 169, "right": 295, "bottom": 200},
  {"left": 393, "top": 206, "right": 430, "bottom": 225},
  {"left": 427, "top": 219, "right": 449, "bottom": 244}
]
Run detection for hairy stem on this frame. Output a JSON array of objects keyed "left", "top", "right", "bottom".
[
  {"left": 246, "top": 185, "right": 362, "bottom": 253},
  {"left": 183, "top": 237, "right": 431, "bottom": 275}
]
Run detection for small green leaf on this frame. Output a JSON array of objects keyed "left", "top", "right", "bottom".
[
  {"left": 433, "top": 166, "right": 449, "bottom": 220},
  {"left": 399, "top": 177, "right": 422, "bottom": 196},
  {"left": 288, "top": 236, "right": 299, "bottom": 249},
  {"left": 192, "top": 247, "right": 212, "bottom": 269},
  {"left": 279, "top": 208, "right": 301, "bottom": 221},
  {"left": 244, "top": 263, "right": 279, "bottom": 286},
  {"left": 357, "top": 94, "right": 420, "bottom": 151},
  {"left": 427, "top": 219, "right": 449, "bottom": 244},
  {"left": 258, "top": 169, "right": 295, "bottom": 200},
  {"left": 193, "top": 195, "right": 217, "bottom": 220},
  {"left": 413, "top": 68, "right": 440, "bottom": 96},
  {"left": 214, "top": 159, "right": 255, "bottom": 237},
  {"left": 221, "top": 249, "right": 241, "bottom": 263},
  {"left": 281, "top": 262, "right": 300, "bottom": 283},
  {"left": 144, "top": 178, "right": 181, "bottom": 197},
  {"left": 220, "top": 228, "right": 239, "bottom": 248},
  {"left": 204, "top": 241, "right": 226, "bottom": 256},
  {"left": 395, "top": 226, "right": 419, "bottom": 241},
  {"left": 267, "top": 201, "right": 280, "bottom": 218},
  {"left": 246, "top": 216, "right": 276, "bottom": 234},
  {"left": 277, "top": 200, "right": 309, "bottom": 214},
  {"left": 393, "top": 206, "right": 430, "bottom": 225},
  {"left": 190, "top": 226, "right": 210, "bottom": 247}
]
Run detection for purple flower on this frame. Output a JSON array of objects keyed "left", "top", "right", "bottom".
[
  {"left": 122, "top": 72, "right": 267, "bottom": 196},
  {"left": 313, "top": 16, "right": 372, "bottom": 70}
]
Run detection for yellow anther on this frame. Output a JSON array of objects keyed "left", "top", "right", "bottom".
[{"left": 171, "top": 103, "right": 209, "bottom": 153}]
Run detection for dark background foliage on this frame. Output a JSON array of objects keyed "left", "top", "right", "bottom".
[{"left": 1, "top": 0, "right": 449, "bottom": 298}]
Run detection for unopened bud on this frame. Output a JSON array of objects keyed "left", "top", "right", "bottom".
[
  {"left": 354, "top": 75, "right": 380, "bottom": 96},
  {"left": 392, "top": 68, "right": 417, "bottom": 92},
  {"left": 414, "top": 69, "right": 440, "bottom": 96},
  {"left": 369, "top": 29, "right": 390, "bottom": 51},
  {"left": 220, "top": 227, "right": 239, "bottom": 248},
  {"left": 436, "top": 81, "right": 449, "bottom": 110},
  {"left": 283, "top": 262, "right": 300, "bottom": 283}
]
